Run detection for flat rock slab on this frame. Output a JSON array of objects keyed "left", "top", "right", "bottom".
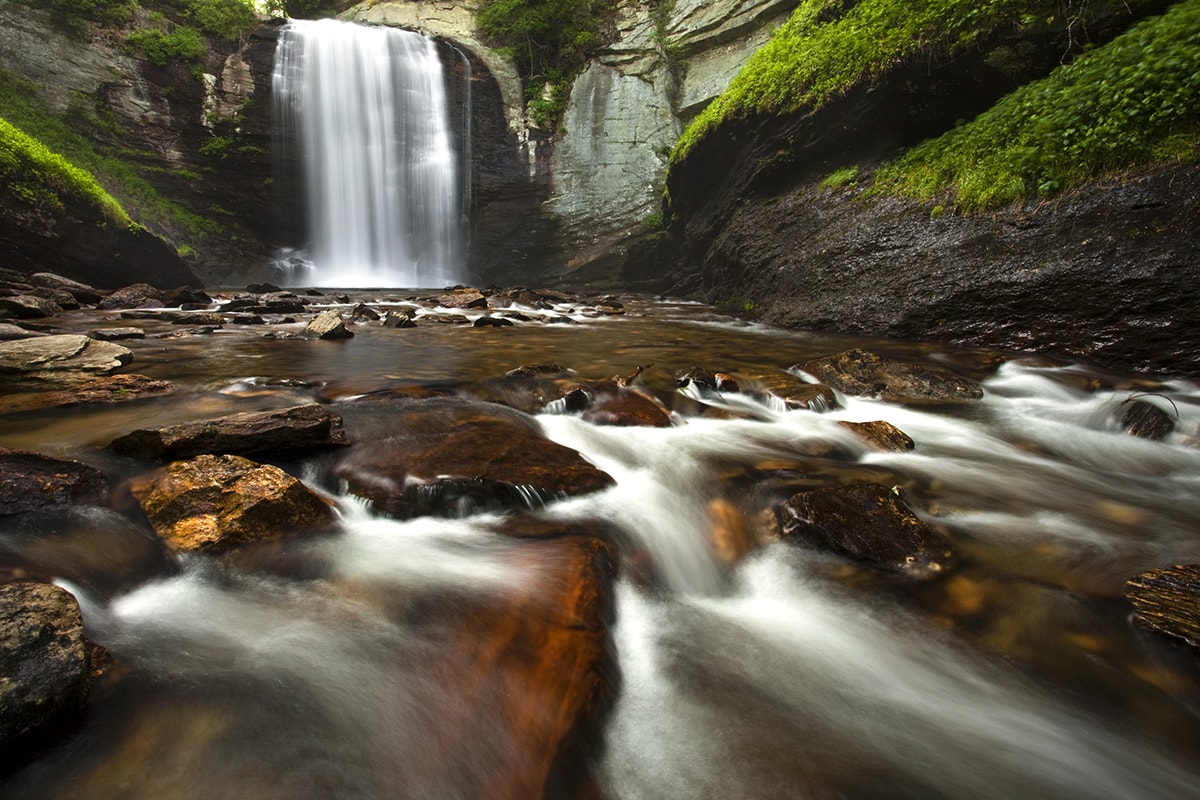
[
  {"left": 800, "top": 348, "right": 983, "bottom": 405},
  {"left": 0, "top": 374, "right": 174, "bottom": 415},
  {"left": 334, "top": 399, "right": 615, "bottom": 518},
  {"left": 776, "top": 482, "right": 954, "bottom": 577},
  {"left": 127, "top": 454, "right": 337, "bottom": 554},
  {"left": 109, "top": 404, "right": 349, "bottom": 461},
  {"left": 1126, "top": 564, "right": 1200, "bottom": 648},
  {"left": 0, "top": 334, "right": 132, "bottom": 384},
  {"left": 0, "top": 448, "right": 108, "bottom": 516},
  {"left": 0, "top": 582, "right": 93, "bottom": 753}
]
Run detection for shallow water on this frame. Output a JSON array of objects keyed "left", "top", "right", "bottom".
[{"left": 3, "top": 293, "right": 1200, "bottom": 799}]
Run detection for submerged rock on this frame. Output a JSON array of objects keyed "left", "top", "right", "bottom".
[
  {"left": 334, "top": 399, "right": 614, "bottom": 518},
  {"left": 0, "top": 334, "right": 132, "bottom": 384},
  {"left": 775, "top": 482, "right": 954, "bottom": 577},
  {"left": 0, "top": 448, "right": 108, "bottom": 516},
  {"left": 109, "top": 404, "right": 349, "bottom": 461},
  {"left": 0, "top": 582, "right": 93, "bottom": 760},
  {"left": 1126, "top": 564, "right": 1200, "bottom": 649},
  {"left": 1120, "top": 398, "right": 1175, "bottom": 440},
  {"left": 837, "top": 420, "right": 916, "bottom": 452},
  {"left": 800, "top": 349, "right": 983, "bottom": 405},
  {"left": 0, "top": 374, "right": 174, "bottom": 414},
  {"left": 127, "top": 454, "right": 336, "bottom": 554}
]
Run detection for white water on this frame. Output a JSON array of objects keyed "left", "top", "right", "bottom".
[{"left": 272, "top": 20, "right": 465, "bottom": 288}]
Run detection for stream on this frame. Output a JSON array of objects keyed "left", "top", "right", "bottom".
[{"left": 3, "top": 293, "right": 1200, "bottom": 799}]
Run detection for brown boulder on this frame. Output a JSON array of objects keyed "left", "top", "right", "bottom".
[
  {"left": 0, "top": 583, "right": 93, "bottom": 758},
  {"left": 1126, "top": 564, "right": 1200, "bottom": 648},
  {"left": 580, "top": 385, "right": 674, "bottom": 427},
  {"left": 29, "top": 273, "right": 104, "bottom": 305},
  {"left": 127, "top": 454, "right": 336, "bottom": 554},
  {"left": 0, "top": 448, "right": 108, "bottom": 516},
  {"left": 96, "top": 284, "right": 165, "bottom": 310},
  {"left": 776, "top": 482, "right": 954, "bottom": 577},
  {"left": 800, "top": 349, "right": 983, "bottom": 405},
  {"left": 0, "top": 374, "right": 174, "bottom": 415},
  {"left": 333, "top": 400, "right": 614, "bottom": 518},
  {"left": 109, "top": 404, "right": 349, "bottom": 461},
  {"left": 0, "top": 294, "right": 62, "bottom": 319},
  {"left": 438, "top": 287, "right": 488, "bottom": 309},
  {"left": 1120, "top": 398, "right": 1175, "bottom": 440}
]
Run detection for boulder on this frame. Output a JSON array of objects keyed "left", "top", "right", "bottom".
[
  {"left": 89, "top": 327, "right": 145, "bottom": 341},
  {"left": 775, "top": 482, "right": 954, "bottom": 577},
  {"left": 1126, "top": 564, "right": 1200, "bottom": 648},
  {"left": 1120, "top": 398, "right": 1175, "bottom": 440},
  {"left": 126, "top": 454, "right": 336, "bottom": 554},
  {"left": 580, "top": 385, "right": 674, "bottom": 427},
  {"left": 838, "top": 420, "right": 916, "bottom": 452},
  {"left": 109, "top": 404, "right": 350, "bottom": 461},
  {"left": 333, "top": 400, "right": 614, "bottom": 518},
  {"left": 96, "top": 284, "right": 165, "bottom": 311},
  {"left": 0, "top": 323, "right": 41, "bottom": 341},
  {"left": 0, "top": 582, "right": 93, "bottom": 757},
  {"left": 404, "top": 531, "right": 618, "bottom": 799},
  {"left": 302, "top": 309, "right": 353, "bottom": 340},
  {"left": 800, "top": 349, "right": 984, "bottom": 405},
  {"left": 438, "top": 287, "right": 488, "bottom": 309},
  {"left": 0, "top": 448, "right": 108, "bottom": 516},
  {"left": 0, "top": 294, "right": 62, "bottom": 319}
]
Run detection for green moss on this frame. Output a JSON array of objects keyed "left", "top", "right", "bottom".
[
  {"left": 820, "top": 165, "right": 859, "bottom": 189},
  {"left": 871, "top": 2, "right": 1200, "bottom": 212},
  {"left": 0, "top": 116, "right": 132, "bottom": 226},
  {"left": 125, "top": 26, "right": 207, "bottom": 66},
  {"left": 672, "top": 0, "right": 1061, "bottom": 163}
]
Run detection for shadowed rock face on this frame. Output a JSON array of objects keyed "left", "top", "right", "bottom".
[
  {"left": 0, "top": 582, "right": 93, "bottom": 762},
  {"left": 0, "top": 448, "right": 108, "bottom": 516},
  {"left": 333, "top": 399, "right": 615, "bottom": 519}
]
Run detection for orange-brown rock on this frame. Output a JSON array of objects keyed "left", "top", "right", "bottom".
[
  {"left": 580, "top": 385, "right": 673, "bottom": 427},
  {"left": 707, "top": 498, "right": 753, "bottom": 565},
  {"left": 333, "top": 400, "right": 614, "bottom": 518},
  {"left": 405, "top": 533, "right": 618, "bottom": 799},
  {"left": 127, "top": 454, "right": 335, "bottom": 553},
  {"left": 838, "top": 420, "right": 916, "bottom": 452}
]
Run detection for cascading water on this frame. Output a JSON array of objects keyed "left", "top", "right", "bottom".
[{"left": 271, "top": 19, "right": 465, "bottom": 288}]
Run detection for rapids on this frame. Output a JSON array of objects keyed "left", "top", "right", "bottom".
[{"left": 3, "top": 295, "right": 1200, "bottom": 798}]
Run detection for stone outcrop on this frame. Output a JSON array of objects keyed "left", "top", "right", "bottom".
[
  {"left": 0, "top": 582, "right": 94, "bottom": 760},
  {"left": 109, "top": 404, "right": 350, "bottom": 461},
  {"left": 126, "top": 454, "right": 336, "bottom": 553},
  {"left": 333, "top": 399, "right": 615, "bottom": 518}
]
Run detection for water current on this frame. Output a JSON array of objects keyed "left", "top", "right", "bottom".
[{"left": 3, "top": 295, "right": 1200, "bottom": 798}]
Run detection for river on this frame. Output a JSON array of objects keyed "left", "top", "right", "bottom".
[{"left": 2, "top": 292, "right": 1200, "bottom": 799}]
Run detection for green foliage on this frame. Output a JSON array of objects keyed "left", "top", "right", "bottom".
[
  {"left": 476, "top": 0, "right": 616, "bottom": 130},
  {"left": 0, "top": 116, "right": 132, "bottom": 226},
  {"left": 124, "top": 26, "right": 207, "bottom": 66},
  {"left": 871, "top": 2, "right": 1200, "bottom": 212},
  {"left": 673, "top": 0, "right": 1059, "bottom": 162},
  {"left": 642, "top": 209, "right": 664, "bottom": 230},
  {"left": 182, "top": 0, "right": 258, "bottom": 40},
  {"left": 198, "top": 135, "right": 234, "bottom": 159}
]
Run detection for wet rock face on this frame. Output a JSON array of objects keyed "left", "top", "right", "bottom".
[
  {"left": 0, "top": 334, "right": 133, "bottom": 386},
  {"left": 127, "top": 454, "right": 336, "bottom": 554},
  {"left": 776, "top": 482, "right": 955, "bottom": 577},
  {"left": 0, "top": 449, "right": 108, "bottom": 516},
  {"left": 333, "top": 399, "right": 615, "bottom": 518},
  {"left": 801, "top": 349, "right": 984, "bottom": 405},
  {"left": 0, "top": 582, "right": 93, "bottom": 757},
  {"left": 1126, "top": 564, "right": 1200, "bottom": 649},
  {"left": 109, "top": 404, "right": 350, "bottom": 462}
]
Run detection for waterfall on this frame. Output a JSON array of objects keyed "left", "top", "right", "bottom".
[{"left": 272, "top": 19, "right": 466, "bottom": 289}]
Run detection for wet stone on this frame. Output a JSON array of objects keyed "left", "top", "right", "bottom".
[
  {"left": 1120, "top": 398, "right": 1175, "bottom": 440},
  {"left": 838, "top": 420, "right": 916, "bottom": 452},
  {"left": 303, "top": 309, "right": 353, "bottom": 339},
  {"left": 0, "top": 448, "right": 108, "bottom": 515},
  {"left": 776, "top": 482, "right": 955, "bottom": 578},
  {"left": 96, "top": 284, "right": 164, "bottom": 311},
  {"left": 1126, "top": 564, "right": 1200, "bottom": 649},
  {"left": 333, "top": 399, "right": 614, "bottom": 519},
  {"left": 801, "top": 348, "right": 983, "bottom": 405},
  {"left": 90, "top": 327, "right": 145, "bottom": 341},
  {"left": 0, "top": 295, "right": 62, "bottom": 319}
]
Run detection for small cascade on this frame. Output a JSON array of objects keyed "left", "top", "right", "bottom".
[{"left": 272, "top": 19, "right": 466, "bottom": 288}]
